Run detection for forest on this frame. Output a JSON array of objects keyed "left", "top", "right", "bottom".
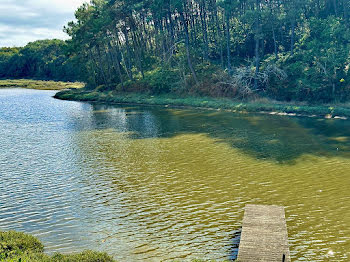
[
  {"left": 0, "top": 40, "right": 79, "bottom": 82},
  {"left": 1, "top": 0, "right": 350, "bottom": 103}
]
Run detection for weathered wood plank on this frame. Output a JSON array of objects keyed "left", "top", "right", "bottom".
[{"left": 237, "top": 204, "right": 291, "bottom": 262}]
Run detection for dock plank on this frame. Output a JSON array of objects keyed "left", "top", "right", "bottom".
[{"left": 237, "top": 204, "right": 291, "bottom": 262}]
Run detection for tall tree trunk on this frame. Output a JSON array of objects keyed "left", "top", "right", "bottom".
[
  {"left": 290, "top": 17, "right": 296, "bottom": 55},
  {"left": 214, "top": 2, "right": 224, "bottom": 67},
  {"left": 269, "top": 4, "right": 278, "bottom": 59},
  {"left": 188, "top": 1, "right": 197, "bottom": 43},
  {"left": 116, "top": 37, "right": 132, "bottom": 81},
  {"left": 168, "top": 8, "right": 175, "bottom": 46},
  {"left": 123, "top": 27, "right": 134, "bottom": 80},
  {"left": 180, "top": 10, "right": 199, "bottom": 85},
  {"left": 88, "top": 49, "right": 98, "bottom": 88},
  {"left": 272, "top": 27, "right": 278, "bottom": 59},
  {"left": 109, "top": 41, "right": 124, "bottom": 88},
  {"left": 131, "top": 31, "right": 145, "bottom": 79},
  {"left": 254, "top": 0, "right": 261, "bottom": 90},
  {"left": 158, "top": 18, "right": 167, "bottom": 63},
  {"left": 200, "top": 0, "right": 209, "bottom": 60},
  {"left": 225, "top": 10, "right": 231, "bottom": 72},
  {"left": 93, "top": 45, "right": 108, "bottom": 85}
]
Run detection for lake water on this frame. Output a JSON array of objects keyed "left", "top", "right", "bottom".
[{"left": 0, "top": 88, "right": 350, "bottom": 261}]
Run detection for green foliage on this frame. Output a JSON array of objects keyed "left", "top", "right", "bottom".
[
  {"left": 0, "top": 231, "right": 229, "bottom": 262},
  {"left": 0, "top": 231, "right": 44, "bottom": 259},
  {"left": 0, "top": 40, "right": 80, "bottom": 81},
  {"left": 266, "top": 16, "right": 350, "bottom": 102},
  {"left": 50, "top": 251, "right": 115, "bottom": 262},
  {"left": 2, "top": 0, "right": 350, "bottom": 103},
  {"left": 0, "top": 231, "right": 116, "bottom": 262},
  {"left": 142, "top": 67, "right": 181, "bottom": 94},
  {"left": 3, "top": 251, "right": 115, "bottom": 262},
  {"left": 60, "top": 0, "right": 350, "bottom": 103},
  {"left": 3, "top": 252, "right": 52, "bottom": 262}
]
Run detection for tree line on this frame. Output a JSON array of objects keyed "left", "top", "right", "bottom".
[
  {"left": 0, "top": 40, "right": 79, "bottom": 81},
  {"left": 1, "top": 0, "right": 350, "bottom": 102}
]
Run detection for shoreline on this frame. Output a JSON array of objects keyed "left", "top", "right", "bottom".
[
  {"left": 0, "top": 230, "right": 227, "bottom": 262},
  {"left": 54, "top": 89, "right": 350, "bottom": 120},
  {"left": 0, "top": 79, "right": 84, "bottom": 90},
  {"left": 1, "top": 78, "right": 349, "bottom": 120}
]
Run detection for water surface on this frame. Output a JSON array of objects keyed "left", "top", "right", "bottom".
[{"left": 1, "top": 89, "right": 350, "bottom": 261}]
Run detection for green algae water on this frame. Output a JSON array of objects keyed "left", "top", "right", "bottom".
[{"left": 1, "top": 88, "right": 350, "bottom": 261}]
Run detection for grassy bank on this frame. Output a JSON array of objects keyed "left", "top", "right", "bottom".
[
  {"left": 0, "top": 79, "right": 84, "bottom": 90},
  {"left": 55, "top": 89, "right": 350, "bottom": 119},
  {"left": 0, "top": 231, "right": 226, "bottom": 262},
  {"left": 0, "top": 231, "right": 115, "bottom": 262}
]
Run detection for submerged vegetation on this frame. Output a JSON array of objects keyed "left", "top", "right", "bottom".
[
  {"left": 0, "top": 79, "right": 84, "bottom": 90},
  {"left": 1, "top": 0, "right": 350, "bottom": 105}
]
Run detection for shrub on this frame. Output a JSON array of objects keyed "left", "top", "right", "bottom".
[
  {"left": 0, "top": 231, "right": 44, "bottom": 259},
  {"left": 3, "top": 252, "right": 52, "bottom": 262},
  {"left": 0, "top": 231, "right": 116, "bottom": 262},
  {"left": 51, "top": 251, "right": 115, "bottom": 262}
]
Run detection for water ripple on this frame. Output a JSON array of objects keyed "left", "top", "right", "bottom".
[{"left": 1, "top": 89, "right": 350, "bottom": 261}]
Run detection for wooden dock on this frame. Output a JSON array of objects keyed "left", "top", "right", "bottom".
[{"left": 237, "top": 204, "right": 291, "bottom": 262}]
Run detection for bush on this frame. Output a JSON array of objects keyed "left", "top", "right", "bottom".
[
  {"left": 3, "top": 252, "right": 52, "bottom": 262},
  {"left": 0, "top": 231, "right": 116, "bottom": 262},
  {"left": 0, "top": 231, "right": 44, "bottom": 259},
  {"left": 51, "top": 251, "right": 115, "bottom": 262},
  {"left": 143, "top": 67, "right": 180, "bottom": 94}
]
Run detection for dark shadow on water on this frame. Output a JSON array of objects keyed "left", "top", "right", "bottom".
[
  {"left": 228, "top": 227, "right": 241, "bottom": 261},
  {"left": 71, "top": 103, "right": 350, "bottom": 163}
]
